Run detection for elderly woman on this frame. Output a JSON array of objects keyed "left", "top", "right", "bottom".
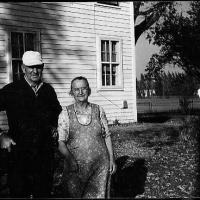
[{"left": 58, "top": 76, "right": 116, "bottom": 198}]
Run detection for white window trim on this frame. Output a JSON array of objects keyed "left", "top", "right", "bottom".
[
  {"left": 6, "top": 26, "right": 41, "bottom": 83},
  {"left": 96, "top": 36, "right": 124, "bottom": 91}
]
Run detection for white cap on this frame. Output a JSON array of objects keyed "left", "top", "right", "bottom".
[{"left": 22, "top": 51, "right": 43, "bottom": 66}]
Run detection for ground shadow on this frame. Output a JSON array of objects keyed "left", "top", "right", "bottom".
[
  {"left": 52, "top": 154, "right": 148, "bottom": 198},
  {"left": 138, "top": 113, "right": 171, "bottom": 123},
  {"left": 110, "top": 155, "right": 148, "bottom": 198}
]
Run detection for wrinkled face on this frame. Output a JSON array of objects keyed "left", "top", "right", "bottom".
[
  {"left": 22, "top": 64, "right": 43, "bottom": 85},
  {"left": 71, "top": 79, "right": 89, "bottom": 103}
]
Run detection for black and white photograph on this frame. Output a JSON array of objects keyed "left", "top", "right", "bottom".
[{"left": 0, "top": 1, "right": 199, "bottom": 199}]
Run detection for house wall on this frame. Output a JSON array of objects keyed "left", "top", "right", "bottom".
[{"left": 0, "top": 2, "right": 137, "bottom": 130}]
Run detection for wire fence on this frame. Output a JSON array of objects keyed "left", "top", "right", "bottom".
[{"left": 137, "top": 97, "right": 200, "bottom": 113}]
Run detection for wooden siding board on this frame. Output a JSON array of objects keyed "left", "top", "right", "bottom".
[
  {"left": 0, "top": 3, "right": 131, "bottom": 27},
  {"left": 0, "top": 18, "right": 97, "bottom": 35},
  {"left": 0, "top": 9, "right": 96, "bottom": 29},
  {"left": 41, "top": 36, "right": 95, "bottom": 43},
  {"left": 41, "top": 43, "right": 96, "bottom": 51},
  {"left": 93, "top": 25, "right": 130, "bottom": 34},
  {"left": 25, "top": 2, "right": 94, "bottom": 13},
  {"left": 0, "top": 2, "right": 94, "bottom": 19},
  {"left": 94, "top": 23, "right": 130, "bottom": 32},
  {"left": 43, "top": 74, "right": 96, "bottom": 81},
  {"left": 41, "top": 39, "right": 95, "bottom": 46},
  {"left": 94, "top": 8, "right": 130, "bottom": 19},
  {"left": 94, "top": 15, "right": 130, "bottom": 26},
  {"left": 42, "top": 30, "right": 95, "bottom": 38},
  {"left": 42, "top": 54, "right": 96, "bottom": 61},
  {"left": 43, "top": 59, "right": 96, "bottom": 65},
  {"left": 44, "top": 67, "right": 96, "bottom": 72}
]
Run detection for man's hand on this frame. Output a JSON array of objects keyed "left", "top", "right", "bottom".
[
  {"left": 51, "top": 127, "right": 58, "bottom": 139},
  {"left": 0, "top": 136, "right": 16, "bottom": 152}
]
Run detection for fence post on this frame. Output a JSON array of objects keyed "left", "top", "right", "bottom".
[{"left": 149, "top": 101, "right": 152, "bottom": 112}]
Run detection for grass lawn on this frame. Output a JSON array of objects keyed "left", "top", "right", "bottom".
[
  {"left": 1, "top": 116, "right": 199, "bottom": 198},
  {"left": 109, "top": 119, "right": 199, "bottom": 198}
]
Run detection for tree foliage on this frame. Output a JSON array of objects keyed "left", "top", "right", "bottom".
[
  {"left": 134, "top": 1, "right": 174, "bottom": 43},
  {"left": 137, "top": 71, "right": 198, "bottom": 98},
  {"left": 145, "top": 1, "right": 200, "bottom": 81}
]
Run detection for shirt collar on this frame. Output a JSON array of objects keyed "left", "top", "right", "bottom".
[{"left": 24, "top": 75, "right": 43, "bottom": 93}]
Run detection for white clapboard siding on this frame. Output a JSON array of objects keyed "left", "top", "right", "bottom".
[
  {"left": 0, "top": 2, "right": 136, "bottom": 129},
  {"left": 0, "top": 111, "right": 8, "bottom": 130},
  {"left": 44, "top": 65, "right": 96, "bottom": 70}
]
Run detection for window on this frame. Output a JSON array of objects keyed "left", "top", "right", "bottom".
[
  {"left": 97, "top": 1, "right": 119, "bottom": 6},
  {"left": 10, "top": 31, "right": 39, "bottom": 82},
  {"left": 97, "top": 38, "right": 123, "bottom": 90}
]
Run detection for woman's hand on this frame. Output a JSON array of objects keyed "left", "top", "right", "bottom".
[
  {"left": 64, "top": 152, "right": 79, "bottom": 173},
  {"left": 52, "top": 127, "right": 58, "bottom": 139},
  {"left": 58, "top": 141, "right": 79, "bottom": 172},
  {"left": 109, "top": 159, "right": 117, "bottom": 175}
]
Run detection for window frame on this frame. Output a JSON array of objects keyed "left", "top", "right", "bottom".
[
  {"left": 7, "top": 27, "right": 41, "bottom": 82},
  {"left": 96, "top": 36, "right": 123, "bottom": 91},
  {"left": 96, "top": 1, "right": 119, "bottom": 7}
]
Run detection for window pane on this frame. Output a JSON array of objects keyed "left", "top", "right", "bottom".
[
  {"left": 101, "top": 40, "right": 109, "bottom": 62},
  {"left": 106, "top": 41, "right": 109, "bottom": 62},
  {"left": 102, "top": 64, "right": 106, "bottom": 86},
  {"left": 101, "top": 41, "right": 106, "bottom": 52},
  {"left": 112, "top": 41, "right": 117, "bottom": 62},
  {"left": 25, "top": 33, "right": 36, "bottom": 51},
  {"left": 106, "top": 75, "right": 110, "bottom": 85},
  {"left": 101, "top": 52, "right": 106, "bottom": 62},
  {"left": 112, "top": 65, "right": 117, "bottom": 85},
  {"left": 102, "top": 64, "right": 106, "bottom": 76},
  {"left": 102, "top": 64, "right": 110, "bottom": 86},
  {"left": 106, "top": 65, "right": 110, "bottom": 75},
  {"left": 12, "top": 60, "right": 23, "bottom": 82},
  {"left": 112, "top": 53, "right": 116, "bottom": 62},
  {"left": 106, "top": 52, "right": 110, "bottom": 62},
  {"left": 112, "top": 41, "right": 116, "bottom": 52},
  {"left": 11, "top": 32, "right": 23, "bottom": 58},
  {"left": 106, "top": 41, "right": 109, "bottom": 52},
  {"left": 106, "top": 65, "right": 111, "bottom": 85}
]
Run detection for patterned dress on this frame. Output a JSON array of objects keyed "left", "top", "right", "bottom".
[{"left": 58, "top": 103, "right": 110, "bottom": 198}]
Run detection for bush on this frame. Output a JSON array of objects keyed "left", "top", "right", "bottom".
[
  {"left": 179, "top": 97, "right": 192, "bottom": 115},
  {"left": 179, "top": 115, "right": 200, "bottom": 144}
]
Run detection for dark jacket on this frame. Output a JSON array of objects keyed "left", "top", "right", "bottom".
[{"left": 0, "top": 78, "right": 62, "bottom": 158}]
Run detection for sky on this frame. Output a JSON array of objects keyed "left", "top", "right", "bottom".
[
  {"left": 135, "top": 33, "right": 159, "bottom": 79},
  {"left": 135, "top": 1, "right": 190, "bottom": 80},
  {"left": 135, "top": 33, "right": 183, "bottom": 80}
]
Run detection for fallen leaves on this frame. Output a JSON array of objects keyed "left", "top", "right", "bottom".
[{"left": 110, "top": 122, "right": 199, "bottom": 199}]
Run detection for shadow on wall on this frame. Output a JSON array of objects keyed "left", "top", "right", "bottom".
[
  {"left": 110, "top": 155, "right": 148, "bottom": 198},
  {"left": 0, "top": 2, "right": 90, "bottom": 128},
  {"left": 0, "top": 2, "right": 88, "bottom": 84}
]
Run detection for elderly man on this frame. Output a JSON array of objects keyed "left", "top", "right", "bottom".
[{"left": 0, "top": 51, "right": 62, "bottom": 198}]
